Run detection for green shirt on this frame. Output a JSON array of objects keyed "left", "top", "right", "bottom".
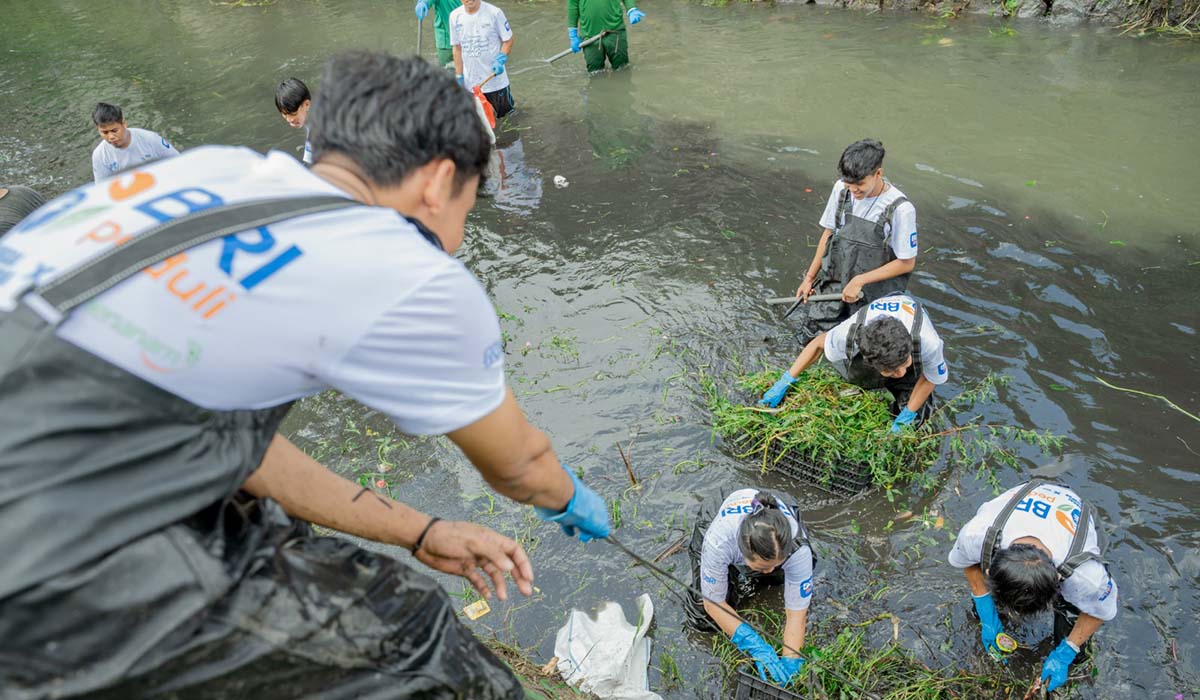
[
  {"left": 568, "top": 0, "right": 635, "bottom": 39},
  {"left": 430, "top": 0, "right": 460, "bottom": 49}
]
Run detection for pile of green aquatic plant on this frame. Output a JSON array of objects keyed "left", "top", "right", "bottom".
[
  {"left": 704, "top": 368, "right": 1061, "bottom": 494},
  {"left": 715, "top": 614, "right": 1020, "bottom": 699}
]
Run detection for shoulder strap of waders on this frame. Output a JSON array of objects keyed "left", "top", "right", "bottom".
[
  {"left": 909, "top": 297, "right": 924, "bottom": 376},
  {"left": 876, "top": 196, "right": 910, "bottom": 234},
  {"left": 836, "top": 186, "right": 853, "bottom": 230},
  {"left": 845, "top": 301, "right": 872, "bottom": 359},
  {"left": 787, "top": 502, "right": 811, "bottom": 554},
  {"left": 1056, "top": 499, "right": 1100, "bottom": 579},
  {"left": 980, "top": 479, "right": 1047, "bottom": 575},
  {"left": 31, "top": 196, "right": 358, "bottom": 316}
]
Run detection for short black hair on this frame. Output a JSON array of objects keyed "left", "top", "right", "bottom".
[
  {"left": 838, "top": 138, "right": 885, "bottom": 183},
  {"left": 92, "top": 102, "right": 123, "bottom": 126},
  {"left": 737, "top": 491, "right": 792, "bottom": 563},
  {"left": 859, "top": 316, "right": 912, "bottom": 373},
  {"left": 987, "top": 543, "right": 1059, "bottom": 616},
  {"left": 307, "top": 51, "right": 490, "bottom": 190},
  {"left": 275, "top": 78, "right": 311, "bottom": 114}
]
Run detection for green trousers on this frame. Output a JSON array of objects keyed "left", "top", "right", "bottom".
[
  {"left": 583, "top": 29, "right": 628, "bottom": 72},
  {"left": 437, "top": 46, "right": 454, "bottom": 69}
]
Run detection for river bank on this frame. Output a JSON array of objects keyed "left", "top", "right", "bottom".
[{"left": 789, "top": 0, "right": 1199, "bottom": 34}]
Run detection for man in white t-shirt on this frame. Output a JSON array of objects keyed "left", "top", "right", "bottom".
[
  {"left": 759, "top": 293, "right": 947, "bottom": 433},
  {"left": 789, "top": 138, "right": 918, "bottom": 344},
  {"left": 0, "top": 53, "right": 607, "bottom": 698},
  {"left": 949, "top": 481, "right": 1118, "bottom": 694},
  {"left": 451, "top": 0, "right": 516, "bottom": 118},
  {"left": 274, "top": 77, "right": 314, "bottom": 165},
  {"left": 687, "top": 489, "right": 814, "bottom": 687},
  {"left": 90, "top": 102, "right": 180, "bottom": 182}
]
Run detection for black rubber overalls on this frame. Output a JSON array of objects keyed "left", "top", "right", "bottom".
[
  {"left": 0, "top": 198, "right": 521, "bottom": 699},
  {"left": 793, "top": 186, "right": 912, "bottom": 345},
  {"left": 980, "top": 480, "right": 1107, "bottom": 651},
  {"left": 684, "top": 491, "right": 814, "bottom": 633},
  {"left": 828, "top": 295, "right": 934, "bottom": 421}
]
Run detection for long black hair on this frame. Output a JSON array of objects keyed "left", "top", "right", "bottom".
[{"left": 737, "top": 492, "right": 792, "bottom": 562}]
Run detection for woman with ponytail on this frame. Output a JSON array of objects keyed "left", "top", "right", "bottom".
[{"left": 686, "top": 488, "right": 815, "bottom": 687}]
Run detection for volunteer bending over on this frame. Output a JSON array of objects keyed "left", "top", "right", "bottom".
[
  {"left": 0, "top": 52, "right": 607, "bottom": 699},
  {"left": 759, "top": 293, "right": 948, "bottom": 432},
  {"left": 950, "top": 480, "right": 1118, "bottom": 694},
  {"left": 690, "top": 489, "right": 815, "bottom": 686}
]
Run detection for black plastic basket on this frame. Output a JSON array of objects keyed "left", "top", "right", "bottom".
[
  {"left": 764, "top": 439, "right": 872, "bottom": 499},
  {"left": 732, "top": 670, "right": 805, "bottom": 700}
]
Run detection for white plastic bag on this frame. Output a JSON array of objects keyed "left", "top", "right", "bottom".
[{"left": 553, "top": 594, "right": 663, "bottom": 700}]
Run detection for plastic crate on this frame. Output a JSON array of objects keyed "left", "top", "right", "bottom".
[
  {"left": 765, "top": 439, "right": 872, "bottom": 499},
  {"left": 731, "top": 431, "right": 872, "bottom": 499},
  {"left": 732, "top": 670, "right": 805, "bottom": 700}
]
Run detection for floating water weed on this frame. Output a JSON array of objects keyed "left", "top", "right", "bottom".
[{"left": 703, "top": 369, "right": 1061, "bottom": 494}]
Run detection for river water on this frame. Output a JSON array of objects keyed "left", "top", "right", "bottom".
[{"left": 2, "top": 2, "right": 1198, "bottom": 698}]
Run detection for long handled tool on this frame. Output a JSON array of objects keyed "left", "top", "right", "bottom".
[
  {"left": 544, "top": 30, "right": 608, "bottom": 63},
  {"left": 605, "top": 534, "right": 883, "bottom": 700},
  {"left": 765, "top": 293, "right": 848, "bottom": 305},
  {"left": 417, "top": 16, "right": 423, "bottom": 55},
  {"left": 770, "top": 291, "right": 864, "bottom": 320}
]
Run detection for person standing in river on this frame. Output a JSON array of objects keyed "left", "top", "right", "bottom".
[
  {"left": 451, "top": 0, "right": 515, "bottom": 118},
  {"left": 415, "top": 0, "right": 462, "bottom": 69},
  {"left": 0, "top": 52, "right": 609, "bottom": 698},
  {"left": 949, "top": 480, "right": 1118, "bottom": 694},
  {"left": 90, "top": 102, "right": 180, "bottom": 182},
  {"left": 790, "top": 138, "right": 918, "bottom": 345},
  {"left": 566, "top": 0, "right": 645, "bottom": 72},
  {"left": 275, "top": 77, "right": 314, "bottom": 165}
]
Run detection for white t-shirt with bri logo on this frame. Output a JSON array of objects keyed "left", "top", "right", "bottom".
[
  {"left": 823, "top": 294, "right": 948, "bottom": 385},
  {"left": 92, "top": 127, "right": 181, "bottom": 183},
  {"left": 1, "top": 146, "right": 505, "bottom": 436},
  {"left": 700, "top": 489, "right": 815, "bottom": 612},
  {"left": 948, "top": 482, "right": 1118, "bottom": 621},
  {"left": 449, "top": 1, "right": 513, "bottom": 92},
  {"left": 819, "top": 180, "right": 918, "bottom": 261}
]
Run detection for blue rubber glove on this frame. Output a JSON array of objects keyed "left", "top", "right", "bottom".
[
  {"left": 758, "top": 371, "right": 796, "bottom": 408},
  {"left": 891, "top": 407, "right": 918, "bottom": 433},
  {"left": 455, "top": 74, "right": 465, "bottom": 88},
  {"left": 627, "top": 7, "right": 646, "bottom": 23},
  {"left": 535, "top": 465, "right": 611, "bottom": 542},
  {"left": 415, "top": 0, "right": 429, "bottom": 20},
  {"left": 731, "top": 624, "right": 790, "bottom": 686},
  {"left": 1041, "top": 639, "right": 1079, "bottom": 693},
  {"left": 492, "top": 52, "right": 507, "bottom": 75},
  {"left": 779, "top": 657, "right": 805, "bottom": 685},
  {"left": 973, "top": 593, "right": 1006, "bottom": 656},
  {"left": 568, "top": 27, "right": 581, "bottom": 53}
]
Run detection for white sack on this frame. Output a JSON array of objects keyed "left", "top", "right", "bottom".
[{"left": 553, "top": 594, "right": 663, "bottom": 700}]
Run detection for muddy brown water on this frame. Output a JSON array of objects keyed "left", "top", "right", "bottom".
[{"left": 2, "top": 1, "right": 1198, "bottom": 698}]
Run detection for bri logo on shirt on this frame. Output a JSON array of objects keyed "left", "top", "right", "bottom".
[
  {"left": 703, "top": 575, "right": 717, "bottom": 585},
  {"left": 937, "top": 362, "right": 946, "bottom": 375},
  {"left": 800, "top": 577, "right": 813, "bottom": 598},
  {"left": 868, "top": 299, "right": 915, "bottom": 315},
  {"left": 482, "top": 340, "right": 503, "bottom": 369},
  {"left": 909, "top": 232, "right": 918, "bottom": 248},
  {"left": 1056, "top": 503, "right": 1081, "bottom": 536},
  {"left": 1097, "top": 577, "right": 1113, "bottom": 602}
]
